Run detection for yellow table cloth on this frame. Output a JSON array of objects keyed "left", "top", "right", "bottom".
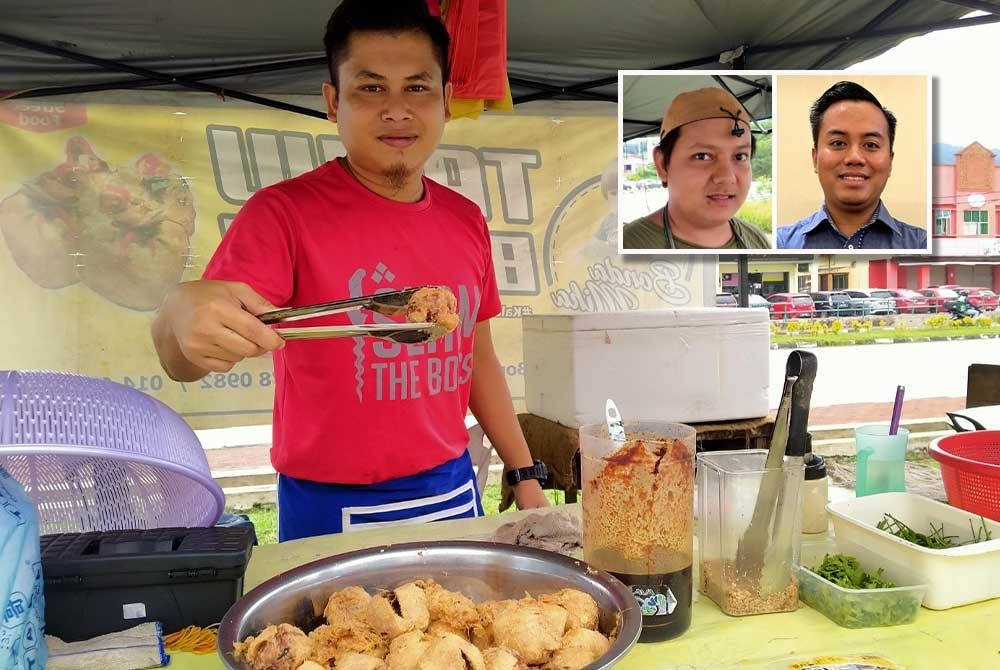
[{"left": 171, "top": 505, "right": 998, "bottom": 670}]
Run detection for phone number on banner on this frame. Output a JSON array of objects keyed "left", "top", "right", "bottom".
[{"left": 106, "top": 372, "right": 276, "bottom": 393}]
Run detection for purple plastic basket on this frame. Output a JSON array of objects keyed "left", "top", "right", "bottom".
[{"left": 0, "top": 370, "right": 225, "bottom": 534}]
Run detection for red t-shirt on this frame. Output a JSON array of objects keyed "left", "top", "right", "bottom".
[{"left": 203, "top": 160, "right": 501, "bottom": 483}]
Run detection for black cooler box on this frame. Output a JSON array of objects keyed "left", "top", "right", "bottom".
[{"left": 40, "top": 526, "right": 254, "bottom": 641}]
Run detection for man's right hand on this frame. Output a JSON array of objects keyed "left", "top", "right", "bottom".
[{"left": 152, "top": 280, "right": 286, "bottom": 381}]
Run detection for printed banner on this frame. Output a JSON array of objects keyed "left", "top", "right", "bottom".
[{"left": 0, "top": 100, "right": 710, "bottom": 428}]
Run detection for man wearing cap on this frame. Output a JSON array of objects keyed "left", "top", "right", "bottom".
[
  {"left": 776, "top": 81, "right": 927, "bottom": 250},
  {"left": 622, "top": 87, "right": 770, "bottom": 250}
]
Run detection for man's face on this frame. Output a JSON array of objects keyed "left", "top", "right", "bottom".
[
  {"left": 322, "top": 31, "right": 450, "bottom": 182},
  {"left": 812, "top": 100, "right": 893, "bottom": 213},
  {"left": 654, "top": 117, "right": 752, "bottom": 228}
]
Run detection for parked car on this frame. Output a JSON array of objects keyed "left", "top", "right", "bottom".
[
  {"left": 810, "top": 291, "right": 854, "bottom": 317},
  {"left": 715, "top": 293, "right": 737, "bottom": 307},
  {"left": 716, "top": 293, "right": 773, "bottom": 312},
  {"left": 843, "top": 289, "right": 897, "bottom": 316},
  {"left": 887, "top": 288, "right": 930, "bottom": 314},
  {"left": 867, "top": 289, "right": 901, "bottom": 315},
  {"left": 919, "top": 287, "right": 959, "bottom": 313},
  {"left": 766, "top": 292, "right": 814, "bottom": 319},
  {"left": 958, "top": 287, "right": 998, "bottom": 312}
]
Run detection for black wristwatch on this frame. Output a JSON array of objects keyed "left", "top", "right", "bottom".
[{"left": 505, "top": 459, "right": 549, "bottom": 486}]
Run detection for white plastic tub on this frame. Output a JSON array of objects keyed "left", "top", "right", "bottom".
[{"left": 827, "top": 492, "right": 1000, "bottom": 609}]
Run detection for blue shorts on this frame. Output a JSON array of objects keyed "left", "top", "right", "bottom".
[{"left": 276, "top": 450, "right": 484, "bottom": 542}]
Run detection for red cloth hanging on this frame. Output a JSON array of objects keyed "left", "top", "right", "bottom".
[{"left": 444, "top": 0, "right": 507, "bottom": 100}]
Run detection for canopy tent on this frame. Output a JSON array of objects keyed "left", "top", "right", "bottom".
[
  {"left": 0, "top": 0, "right": 995, "bottom": 117},
  {"left": 620, "top": 73, "right": 773, "bottom": 141}
]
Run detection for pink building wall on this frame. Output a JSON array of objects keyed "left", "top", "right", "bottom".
[{"left": 932, "top": 151, "right": 1000, "bottom": 238}]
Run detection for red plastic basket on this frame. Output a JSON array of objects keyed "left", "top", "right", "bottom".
[{"left": 929, "top": 431, "right": 1000, "bottom": 522}]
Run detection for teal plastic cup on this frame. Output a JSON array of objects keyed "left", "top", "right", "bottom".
[{"left": 854, "top": 424, "right": 908, "bottom": 497}]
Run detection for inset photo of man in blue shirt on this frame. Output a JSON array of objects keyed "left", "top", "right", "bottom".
[{"left": 776, "top": 80, "right": 928, "bottom": 251}]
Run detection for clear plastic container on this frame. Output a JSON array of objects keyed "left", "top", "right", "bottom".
[
  {"left": 798, "top": 538, "right": 926, "bottom": 628},
  {"left": 580, "top": 420, "right": 696, "bottom": 642},
  {"left": 696, "top": 449, "right": 804, "bottom": 616}
]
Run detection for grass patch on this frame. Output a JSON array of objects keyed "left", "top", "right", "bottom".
[
  {"left": 771, "top": 326, "right": 997, "bottom": 346},
  {"left": 229, "top": 484, "right": 567, "bottom": 545},
  {"left": 737, "top": 198, "right": 772, "bottom": 235},
  {"left": 238, "top": 503, "right": 278, "bottom": 545},
  {"left": 823, "top": 451, "right": 940, "bottom": 469},
  {"left": 481, "top": 483, "right": 566, "bottom": 515}
]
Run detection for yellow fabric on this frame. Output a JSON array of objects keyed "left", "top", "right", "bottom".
[
  {"left": 165, "top": 505, "right": 1000, "bottom": 670},
  {"left": 450, "top": 78, "right": 515, "bottom": 120}
]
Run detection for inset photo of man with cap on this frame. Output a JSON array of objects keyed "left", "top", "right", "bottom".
[
  {"left": 774, "top": 74, "right": 931, "bottom": 252},
  {"left": 619, "top": 73, "right": 773, "bottom": 252}
]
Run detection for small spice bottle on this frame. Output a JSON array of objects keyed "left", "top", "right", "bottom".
[{"left": 802, "top": 452, "right": 828, "bottom": 534}]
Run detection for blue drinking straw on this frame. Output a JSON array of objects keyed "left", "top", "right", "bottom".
[{"left": 889, "top": 385, "right": 905, "bottom": 435}]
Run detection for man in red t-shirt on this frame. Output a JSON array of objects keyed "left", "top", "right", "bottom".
[{"left": 151, "top": 0, "right": 549, "bottom": 540}]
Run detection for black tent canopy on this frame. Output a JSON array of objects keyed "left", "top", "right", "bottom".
[{"left": 0, "top": 0, "right": 995, "bottom": 120}]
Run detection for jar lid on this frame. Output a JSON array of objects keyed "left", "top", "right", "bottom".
[{"left": 804, "top": 452, "right": 826, "bottom": 480}]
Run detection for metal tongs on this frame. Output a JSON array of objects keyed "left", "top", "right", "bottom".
[
  {"left": 736, "top": 349, "right": 818, "bottom": 595},
  {"left": 258, "top": 286, "right": 449, "bottom": 344}
]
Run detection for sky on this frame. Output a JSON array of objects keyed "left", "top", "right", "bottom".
[{"left": 846, "top": 11, "right": 1000, "bottom": 148}]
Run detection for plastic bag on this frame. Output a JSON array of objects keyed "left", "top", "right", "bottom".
[
  {"left": 0, "top": 466, "right": 48, "bottom": 669},
  {"left": 770, "top": 654, "right": 906, "bottom": 670}
]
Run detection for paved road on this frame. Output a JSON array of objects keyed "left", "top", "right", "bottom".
[{"left": 768, "top": 338, "right": 1000, "bottom": 409}]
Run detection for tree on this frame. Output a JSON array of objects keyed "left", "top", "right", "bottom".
[{"left": 752, "top": 131, "right": 772, "bottom": 181}]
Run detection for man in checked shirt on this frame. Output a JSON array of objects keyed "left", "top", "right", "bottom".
[{"left": 776, "top": 80, "right": 927, "bottom": 250}]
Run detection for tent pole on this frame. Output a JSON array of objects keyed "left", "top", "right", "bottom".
[
  {"left": 937, "top": 0, "right": 1000, "bottom": 15},
  {"left": 753, "top": 12, "right": 1000, "bottom": 56},
  {"left": 810, "top": 0, "right": 911, "bottom": 69},
  {"left": 3, "top": 58, "right": 329, "bottom": 100},
  {"left": 0, "top": 33, "right": 327, "bottom": 119},
  {"left": 738, "top": 257, "right": 751, "bottom": 308},
  {"left": 515, "top": 12, "right": 1000, "bottom": 105},
  {"left": 507, "top": 77, "right": 616, "bottom": 102},
  {"left": 512, "top": 54, "right": 720, "bottom": 105}
]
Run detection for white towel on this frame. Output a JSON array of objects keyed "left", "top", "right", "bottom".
[{"left": 45, "top": 621, "right": 168, "bottom": 670}]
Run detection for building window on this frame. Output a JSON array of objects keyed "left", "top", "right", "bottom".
[
  {"left": 797, "top": 276, "right": 811, "bottom": 293},
  {"left": 934, "top": 209, "right": 950, "bottom": 235},
  {"left": 819, "top": 273, "right": 849, "bottom": 290},
  {"left": 964, "top": 209, "right": 989, "bottom": 235}
]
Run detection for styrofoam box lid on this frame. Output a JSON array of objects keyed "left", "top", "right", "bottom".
[{"left": 522, "top": 307, "right": 769, "bottom": 332}]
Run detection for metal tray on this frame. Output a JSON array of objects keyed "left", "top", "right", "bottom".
[{"left": 218, "top": 540, "right": 641, "bottom": 669}]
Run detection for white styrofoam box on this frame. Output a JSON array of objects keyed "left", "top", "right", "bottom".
[
  {"left": 827, "top": 492, "right": 1000, "bottom": 610},
  {"left": 522, "top": 308, "right": 770, "bottom": 428}
]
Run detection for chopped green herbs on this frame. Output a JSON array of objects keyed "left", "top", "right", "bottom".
[
  {"left": 801, "top": 553, "right": 920, "bottom": 628},
  {"left": 876, "top": 513, "right": 993, "bottom": 548},
  {"left": 812, "top": 553, "right": 896, "bottom": 589}
]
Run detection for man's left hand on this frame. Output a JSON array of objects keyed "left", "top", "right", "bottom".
[{"left": 513, "top": 479, "right": 551, "bottom": 509}]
